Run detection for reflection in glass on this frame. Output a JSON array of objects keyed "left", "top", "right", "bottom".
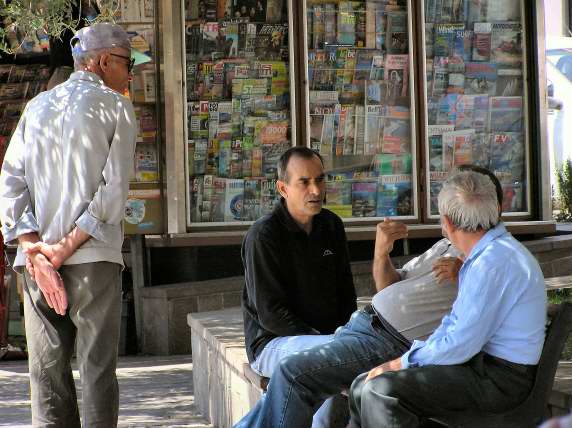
[
  {"left": 424, "top": 0, "right": 527, "bottom": 214},
  {"left": 307, "top": 0, "right": 414, "bottom": 219},
  {"left": 185, "top": 0, "right": 291, "bottom": 223}
]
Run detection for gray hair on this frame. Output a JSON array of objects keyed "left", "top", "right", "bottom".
[
  {"left": 438, "top": 170, "right": 500, "bottom": 232},
  {"left": 72, "top": 48, "right": 111, "bottom": 71}
]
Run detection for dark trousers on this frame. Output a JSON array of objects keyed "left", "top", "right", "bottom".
[
  {"left": 348, "top": 352, "right": 536, "bottom": 428},
  {"left": 23, "top": 262, "right": 122, "bottom": 428}
]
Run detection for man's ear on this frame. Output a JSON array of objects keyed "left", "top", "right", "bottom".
[
  {"left": 98, "top": 53, "right": 110, "bottom": 73},
  {"left": 442, "top": 215, "right": 456, "bottom": 234},
  {"left": 276, "top": 179, "right": 287, "bottom": 199}
]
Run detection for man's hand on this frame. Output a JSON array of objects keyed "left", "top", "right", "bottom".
[
  {"left": 23, "top": 241, "right": 69, "bottom": 270},
  {"left": 374, "top": 218, "right": 408, "bottom": 258},
  {"left": 365, "top": 357, "right": 402, "bottom": 383},
  {"left": 27, "top": 252, "right": 67, "bottom": 316},
  {"left": 432, "top": 256, "right": 463, "bottom": 285}
]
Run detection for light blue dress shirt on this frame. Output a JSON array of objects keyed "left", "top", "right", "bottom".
[
  {"left": 0, "top": 71, "right": 136, "bottom": 270},
  {"left": 401, "top": 223, "right": 546, "bottom": 368}
]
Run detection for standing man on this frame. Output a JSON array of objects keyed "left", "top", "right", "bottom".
[
  {"left": 241, "top": 146, "right": 357, "bottom": 377},
  {"left": 348, "top": 170, "right": 546, "bottom": 427},
  {"left": 0, "top": 23, "right": 138, "bottom": 427}
]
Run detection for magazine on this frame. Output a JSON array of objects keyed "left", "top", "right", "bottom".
[
  {"left": 382, "top": 118, "right": 410, "bottom": 154},
  {"left": 490, "top": 131, "right": 524, "bottom": 180},
  {"left": 374, "top": 153, "right": 413, "bottom": 175},
  {"left": 260, "top": 178, "right": 278, "bottom": 215},
  {"left": 376, "top": 174, "right": 412, "bottom": 217},
  {"left": 442, "top": 129, "right": 475, "bottom": 170},
  {"left": 364, "top": 105, "right": 385, "bottom": 155},
  {"left": 429, "top": 171, "right": 448, "bottom": 215},
  {"left": 496, "top": 68, "right": 523, "bottom": 97},
  {"left": 224, "top": 178, "right": 244, "bottom": 221},
  {"left": 431, "top": 56, "right": 449, "bottom": 97},
  {"left": 242, "top": 178, "right": 261, "bottom": 221},
  {"left": 384, "top": 54, "right": 409, "bottom": 97},
  {"left": 465, "top": 62, "right": 497, "bottom": 96},
  {"left": 352, "top": 181, "right": 377, "bottom": 217},
  {"left": 385, "top": 11, "right": 408, "bottom": 54},
  {"left": 434, "top": 23, "right": 465, "bottom": 58},
  {"left": 489, "top": 96, "right": 523, "bottom": 132},
  {"left": 427, "top": 124, "right": 455, "bottom": 171},
  {"left": 325, "top": 181, "right": 352, "bottom": 217},
  {"left": 472, "top": 22, "right": 492, "bottom": 61},
  {"left": 490, "top": 22, "right": 522, "bottom": 67}
]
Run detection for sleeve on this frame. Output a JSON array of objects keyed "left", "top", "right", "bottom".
[
  {"left": 243, "top": 231, "right": 320, "bottom": 336},
  {"left": 401, "top": 265, "right": 517, "bottom": 368},
  {"left": 0, "top": 106, "right": 40, "bottom": 245},
  {"left": 335, "top": 218, "right": 357, "bottom": 322},
  {"left": 75, "top": 98, "right": 137, "bottom": 244}
]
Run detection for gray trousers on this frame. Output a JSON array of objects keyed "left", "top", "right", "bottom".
[
  {"left": 23, "top": 261, "right": 122, "bottom": 428},
  {"left": 348, "top": 352, "right": 535, "bottom": 428}
]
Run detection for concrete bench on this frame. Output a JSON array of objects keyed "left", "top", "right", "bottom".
[{"left": 189, "top": 277, "right": 572, "bottom": 427}]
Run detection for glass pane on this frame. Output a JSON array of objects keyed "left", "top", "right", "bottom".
[
  {"left": 307, "top": 0, "right": 415, "bottom": 219},
  {"left": 424, "top": 0, "right": 528, "bottom": 215},
  {"left": 184, "top": 0, "right": 292, "bottom": 223}
]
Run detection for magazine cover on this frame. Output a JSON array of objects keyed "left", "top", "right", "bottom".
[
  {"left": 242, "top": 178, "right": 261, "bottom": 220},
  {"left": 312, "top": 4, "right": 325, "bottom": 49},
  {"left": 472, "top": 22, "right": 492, "bottom": 61},
  {"left": 374, "top": 153, "right": 413, "bottom": 175},
  {"left": 206, "top": 139, "right": 220, "bottom": 175},
  {"left": 436, "top": 93, "right": 460, "bottom": 126},
  {"left": 262, "top": 140, "right": 290, "bottom": 177},
  {"left": 489, "top": 96, "right": 523, "bottom": 132},
  {"left": 425, "top": 23, "right": 434, "bottom": 58},
  {"left": 442, "top": 129, "right": 475, "bottom": 170},
  {"left": 429, "top": 171, "right": 448, "bottom": 214},
  {"left": 385, "top": 11, "right": 408, "bottom": 54},
  {"left": 366, "top": 80, "right": 397, "bottom": 105},
  {"left": 447, "top": 73, "right": 465, "bottom": 94},
  {"left": 465, "top": 62, "right": 497, "bottom": 96},
  {"left": 354, "top": 50, "right": 375, "bottom": 82},
  {"left": 384, "top": 54, "right": 409, "bottom": 97},
  {"left": 189, "top": 101, "right": 209, "bottom": 139},
  {"left": 192, "top": 139, "right": 208, "bottom": 175},
  {"left": 337, "top": 1, "right": 357, "bottom": 46},
  {"left": 496, "top": 68, "right": 523, "bottom": 96},
  {"left": 468, "top": 0, "right": 487, "bottom": 23},
  {"left": 487, "top": 0, "right": 520, "bottom": 21},
  {"left": 376, "top": 174, "right": 412, "bottom": 217},
  {"left": 234, "top": 0, "right": 266, "bottom": 21},
  {"left": 490, "top": 22, "right": 522, "bottom": 67},
  {"left": 254, "top": 24, "right": 287, "bottom": 60},
  {"left": 229, "top": 138, "right": 243, "bottom": 178},
  {"left": 352, "top": 181, "right": 377, "bottom": 217},
  {"left": 260, "top": 178, "right": 278, "bottom": 215},
  {"left": 364, "top": 105, "right": 385, "bottom": 155},
  {"left": 471, "top": 132, "right": 491, "bottom": 168},
  {"left": 224, "top": 178, "right": 244, "bottom": 221},
  {"left": 218, "top": 140, "right": 231, "bottom": 177},
  {"left": 431, "top": 56, "right": 449, "bottom": 97},
  {"left": 382, "top": 118, "right": 410, "bottom": 154},
  {"left": 427, "top": 124, "right": 455, "bottom": 171},
  {"left": 501, "top": 182, "right": 524, "bottom": 212},
  {"left": 369, "top": 54, "right": 385, "bottom": 81},
  {"left": 434, "top": 23, "right": 465, "bottom": 58},
  {"left": 134, "top": 144, "right": 159, "bottom": 182},
  {"left": 490, "top": 131, "right": 524, "bottom": 180},
  {"left": 189, "top": 176, "right": 203, "bottom": 223},
  {"left": 354, "top": 105, "right": 366, "bottom": 155},
  {"left": 325, "top": 181, "right": 352, "bottom": 217}
]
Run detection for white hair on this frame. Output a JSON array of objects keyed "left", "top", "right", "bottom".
[
  {"left": 72, "top": 48, "right": 111, "bottom": 71},
  {"left": 438, "top": 170, "right": 500, "bottom": 233}
]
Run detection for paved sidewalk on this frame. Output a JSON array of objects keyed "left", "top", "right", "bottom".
[{"left": 0, "top": 355, "right": 213, "bottom": 427}]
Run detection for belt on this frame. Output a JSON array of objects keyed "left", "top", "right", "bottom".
[
  {"left": 484, "top": 353, "right": 537, "bottom": 377},
  {"left": 363, "top": 304, "right": 411, "bottom": 349}
]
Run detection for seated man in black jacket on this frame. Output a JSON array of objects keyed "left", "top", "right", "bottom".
[{"left": 241, "top": 147, "right": 357, "bottom": 424}]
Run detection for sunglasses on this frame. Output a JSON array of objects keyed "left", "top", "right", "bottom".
[{"left": 109, "top": 53, "right": 135, "bottom": 73}]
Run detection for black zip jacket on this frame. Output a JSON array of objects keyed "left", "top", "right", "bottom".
[{"left": 241, "top": 199, "right": 357, "bottom": 363}]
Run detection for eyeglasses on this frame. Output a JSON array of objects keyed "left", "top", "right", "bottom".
[{"left": 109, "top": 53, "right": 135, "bottom": 74}]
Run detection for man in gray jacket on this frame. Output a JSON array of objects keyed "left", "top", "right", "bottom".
[{"left": 0, "top": 23, "right": 139, "bottom": 427}]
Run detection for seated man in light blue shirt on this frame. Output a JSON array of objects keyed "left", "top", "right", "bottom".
[{"left": 348, "top": 170, "right": 547, "bottom": 428}]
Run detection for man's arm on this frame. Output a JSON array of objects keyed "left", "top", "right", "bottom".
[
  {"left": 0, "top": 107, "right": 40, "bottom": 245},
  {"left": 24, "top": 227, "right": 90, "bottom": 269},
  {"left": 372, "top": 218, "right": 408, "bottom": 292},
  {"left": 74, "top": 98, "right": 136, "bottom": 245},
  {"left": 243, "top": 233, "right": 319, "bottom": 336}
]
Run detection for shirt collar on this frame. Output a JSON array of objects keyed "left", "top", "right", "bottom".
[
  {"left": 274, "top": 197, "right": 324, "bottom": 235},
  {"left": 463, "top": 222, "right": 508, "bottom": 264},
  {"left": 68, "top": 71, "right": 105, "bottom": 86}
]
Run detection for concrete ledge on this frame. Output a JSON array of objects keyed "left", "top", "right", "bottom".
[{"left": 188, "top": 308, "right": 262, "bottom": 428}]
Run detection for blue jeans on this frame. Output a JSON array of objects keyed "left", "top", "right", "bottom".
[{"left": 234, "top": 309, "right": 410, "bottom": 428}]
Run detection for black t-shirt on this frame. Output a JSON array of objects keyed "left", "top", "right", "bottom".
[{"left": 241, "top": 198, "right": 357, "bottom": 362}]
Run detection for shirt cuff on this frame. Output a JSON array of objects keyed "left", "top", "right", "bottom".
[
  {"left": 1, "top": 211, "right": 39, "bottom": 245},
  {"left": 400, "top": 340, "right": 425, "bottom": 369},
  {"left": 76, "top": 210, "right": 121, "bottom": 245}
]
